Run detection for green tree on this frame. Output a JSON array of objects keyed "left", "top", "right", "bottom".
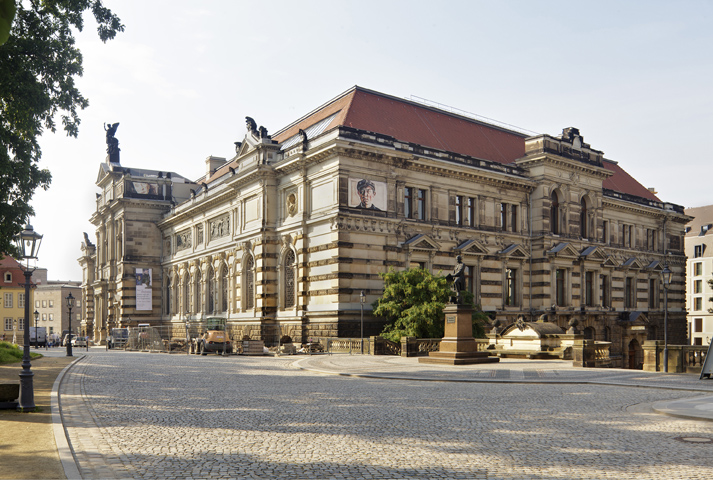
[
  {"left": 374, "top": 268, "right": 487, "bottom": 343},
  {"left": 0, "top": 1, "right": 123, "bottom": 256}
]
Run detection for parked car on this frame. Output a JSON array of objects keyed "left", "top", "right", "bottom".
[
  {"left": 72, "top": 336, "right": 88, "bottom": 347},
  {"left": 62, "top": 334, "right": 77, "bottom": 346}
]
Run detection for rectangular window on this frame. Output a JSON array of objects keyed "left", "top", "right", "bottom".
[
  {"left": 404, "top": 187, "right": 413, "bottom": 219},
  {"left": 505, "top": 268, "right": 517, "bottom": 306},
  {"left": 467, "top": 197, "right": 475, "bottom": 226},
  {"left": 555, "top": 269, "right": 566, "bottom": 306},
  {"left": 694, "top": 297, "right": 703, "bottom": 311},
  {"left": 694, "top": 245, "right": 703, "bottom": 258},
  {"left": 464, "top": 265, "right": 474, "bottom": 295},
  {"left": 601, "top": 275, "right": 610, "bottom": 308},
  {"left": 455, "top": 196, "right": 464, "bottom": 226},
  {"left": 511, "top": 205, "right": 518, "bottom": 233},
  {"left": 409, "top": 261, "right": 425, "bottom": 269},
  {"left": 4, "top": 318, "right": 11, "bottom": 331},
  {"left": 625, "top": 277, "right": 634, "bottom": 308},
  {"left": 648, "top": 278, "right": 657, "bottom": 309},
  {"left": 4, "top": 293, "right": 12, "bottom": 308},
  {"left": 500, "top": 203, "right": 507, "bottom": 231},
  {"left": 694, "top": 262, "right": 703, "bottom": 276},
  {"left": 695, "top": 280, "right": 703, "bottom": 294},
  {"left": 76, "top": 299, "right": 81, "bottom": 308},
  {"left": 49, "top": 327, "right": 54, "bottom": 335},
  {"left": 42, "top": 314, "right": 47, "bottom": 321},
  {"left": 18, "top": 293, "right": 24, "bottom": 308},
  {"left": 76, "top": 313, "right": 81, "bottom": 321},
  {"left": 694, "top": 318, "right": 703, "bottom": 333},
  {"left": 416, "top": 189, "right": 426, "bottom": 220},
  {"left": 18, "top": 318, "right": 24, "bottom": 330},
  {"left": 647, "top": 229, "right": 658, "bottom": 251},
  {"left": 49, "top": 300, "right": 54, "bottom": 308},
  {"left": 35, "top": 300, "right": 40, "bottom": 308},
  {"left": 42, "top": 300, "right": 46, "bottom": 308},
  {"left": 694, "top": 337, "right": 703, "bottom": 345},
  {"left": 49, "top": 313, "right": 53, "bottom": 321},
  {"left": 585, "top": 271, "right": 594, "bottom": 307},
  {"left": 602, "top": 221, "right": 609, "bottom": 244}
]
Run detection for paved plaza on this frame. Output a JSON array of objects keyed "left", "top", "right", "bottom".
[{"left": 51, "top": 349, "right": 713, "bottom": 479}]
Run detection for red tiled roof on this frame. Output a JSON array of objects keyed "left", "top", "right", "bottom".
[
  {"left": 273, "top": 87, "right": 526, "bottom": 164},
  {"left": 0, "top": 255, "right": 28, "bottom": 286},
  {"left": 602, "top": 160, "right": 660, "bottom": 202},
  {"left": 272, "top": 86, "right": 661, "bottom": 203}
]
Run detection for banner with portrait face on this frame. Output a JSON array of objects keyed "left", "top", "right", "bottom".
[
  {"left": 135, "top": 268, "right": 152, "bottom": 311},
  {"left": 349, "top": 178, "right": 387, "bottom": 211}
]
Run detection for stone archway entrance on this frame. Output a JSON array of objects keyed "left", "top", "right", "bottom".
[{"left": 628, "top": 339, "right": 643, "bottom": 369}]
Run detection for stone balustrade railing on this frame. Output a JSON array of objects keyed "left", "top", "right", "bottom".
[{"left": 642, "top": 341, "right": 709, "bottom": 373}]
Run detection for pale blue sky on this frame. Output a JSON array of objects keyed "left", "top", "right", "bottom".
[{"left": 31, "top": 0, "right": 713, "bottom": 280}]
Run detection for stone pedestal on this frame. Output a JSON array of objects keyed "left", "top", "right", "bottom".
[{"left": 419, "top": 304, "right": 500, "bottom": 365}]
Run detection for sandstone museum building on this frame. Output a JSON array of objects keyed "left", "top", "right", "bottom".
[{"left": 78, "top": 86, "right": 690, "bottom": 367}]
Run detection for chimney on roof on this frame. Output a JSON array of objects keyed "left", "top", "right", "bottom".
[
  {"left": 205, "top": 156, "right": 226, "bottom": 178},
  {"left": 648, "top": 187, "right": 658, "bottom": 195}
]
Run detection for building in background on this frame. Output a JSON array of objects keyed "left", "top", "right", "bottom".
[
  {"left": 34, "top": 281, "right": 82, "bottom": 340},
  {"left": 79, "top": 86, "right": 691, "bottom": 368},
  {"left": 0, "top": 256, "right": 32, "bottom": 343},
  {"left": 685, "top": 205, "right": 713, "bottom": 346}
]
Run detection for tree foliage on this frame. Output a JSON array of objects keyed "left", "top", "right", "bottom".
[
  {"left": 374, "top": 268, "right": 488, "bottom": 343},
  {"left": 0, "top": 0, "right": 123, "bottom": 256}
]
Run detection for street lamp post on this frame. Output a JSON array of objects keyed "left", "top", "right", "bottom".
[
  {"left": 33, "top": 310, "right": 39, "bottom": 349},
  {"left": 15, "top": 224, "right": 43, "bottom": 412},
  {"left": 66, "top": 292, "right": 74, "bottom": 357},
  {"left": 662, "top": 265, "right": 672, "bottom": 373},
  {"left": 360, "top": 290, "right": 365, "bottom": 354}
]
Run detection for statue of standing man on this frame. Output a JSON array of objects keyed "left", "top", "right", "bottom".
[{"left": 446, "top": 255, "right": 466, "bottom": 304}]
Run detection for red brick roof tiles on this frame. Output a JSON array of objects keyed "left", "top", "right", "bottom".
[{"left": 272, "top": 86, "right": 660, "bottom": 203}]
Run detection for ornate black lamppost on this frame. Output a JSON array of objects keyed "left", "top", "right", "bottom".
[
  {"left": 33, "top": 310, "right": 39, "bottom": 348},
  {"left": 661, "top": 265, "right": 672, "bottom": 373},
  {"left": 66, "top": 292, "right": 74, "bottom": 357},
  {"left": 15, "top": 224, "right": 43, "bottom": 412},
  {"left": 360, "top": 290, "right": 365, "bottom": 354}
]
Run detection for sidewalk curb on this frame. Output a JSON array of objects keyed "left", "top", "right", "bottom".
[{"left": 51, "top": 354, "right": 85, "bottom": 480}]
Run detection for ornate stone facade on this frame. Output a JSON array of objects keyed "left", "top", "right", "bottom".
[{"left": 79, "top": 87, "right": 691, "bottom": 368}]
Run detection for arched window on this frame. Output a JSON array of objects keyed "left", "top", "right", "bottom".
[
  {"left": 183, "top": 273, "right": 190, "bottom": 314},
  {"left": 194, "top": 269, "right": 202, "bottom": 314},
  {"left": 580, "top": 197, "right": 588, "bottom": 238},
  {"left": 165, "top": 276, "right": 172, "bottom": 316},
  {"left": 584, "top": 326, "right": 595, "bottom": 340},
  {"left": 551, "top": 191, "right": 560, "bottom": 235},
  {"left": 221, "top": 265, "right": 228, "bottom": 313},
  {"left": 207, "top": 265, "right": 215, "bottom": 314},
  {"left": 245, "top": 256, "right": 255, "bottom": 310},
  {"left": 284, "top": 250, "right": 296, "bottom": 308}
]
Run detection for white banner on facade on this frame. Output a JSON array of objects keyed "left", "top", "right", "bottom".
[{"left": 136, "top": 268, "right": 152, "bottom": 311}]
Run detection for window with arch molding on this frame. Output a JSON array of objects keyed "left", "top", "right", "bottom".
[
  {"left": 551, "top": 191, "right": 560, "bottom": 235},
  {"left": 194, "top": 269, "right": 202, "bottom": 314},
  {"left": 221, "top": 265, "right": 228, "bottom": 313},
  {"left": 580, "top": 197, "right": 588, "bottom": 238},
  {"left": 207, "top": 265, "right": 215, "bottom": 314},
  {"left": 183, "top": 274, "right": 190, "bottom": 314},
  {"left": 245, "top": 256, "right": 255, "bottom": 310},
  {"left": 284, "top": 250, "right": 296, "bottom": 308}
]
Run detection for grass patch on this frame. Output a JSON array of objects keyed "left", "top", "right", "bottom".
[{"left": 0, "top": 341, "right": 42, "bottom": 364}]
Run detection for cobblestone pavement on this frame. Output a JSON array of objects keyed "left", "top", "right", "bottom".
[{"left": 58, "top": 350, "right": 713, "bottom": 479}]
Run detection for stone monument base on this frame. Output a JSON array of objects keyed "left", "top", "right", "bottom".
[{"left": 418, "top": 304, "right": 500, "bottom": 366}]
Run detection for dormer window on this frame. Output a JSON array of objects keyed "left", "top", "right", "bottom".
[{"left": 4, "top": 272, "right": 11, "bottom": 283}]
